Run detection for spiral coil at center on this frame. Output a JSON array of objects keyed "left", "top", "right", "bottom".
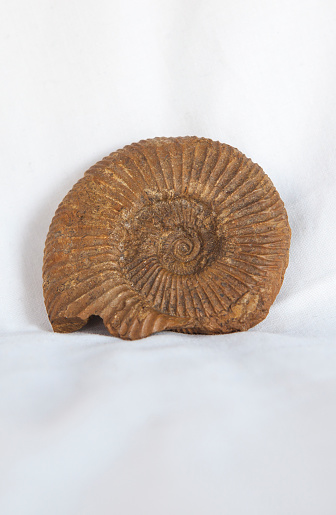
[
  {"left": 159, "top": 229, "right": 203, "bottom": 271},
  {"left": 120, "top": 195, "right": 219, "bottom": 280},
  {"left": 173, "top": 235, "right": 201, "bottom": 261}
]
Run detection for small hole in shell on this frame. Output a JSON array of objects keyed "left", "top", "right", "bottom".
[{"left": 79, "top": 315, "right": 110, "bottom": 336}]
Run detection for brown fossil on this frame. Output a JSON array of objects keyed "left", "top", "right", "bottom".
[{"left": 43, "top": 137, "right": 291, "bottom": 340}]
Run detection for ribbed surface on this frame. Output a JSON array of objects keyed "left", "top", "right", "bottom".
[{"left": 43, "top": 137, "right": 291, "bottom": 339}]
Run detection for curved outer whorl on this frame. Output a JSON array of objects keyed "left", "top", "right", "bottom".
[{"left": 43, "top": 137, "right": 291, "bottom": 340}]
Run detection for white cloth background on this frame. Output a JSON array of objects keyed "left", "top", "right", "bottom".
[{"left": 1, "top": 0, "right": 336, "bottom": 513}]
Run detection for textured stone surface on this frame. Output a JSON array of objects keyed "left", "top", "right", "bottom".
[{"left": 43, "top": 137, "right": 291, "bottom": 340}]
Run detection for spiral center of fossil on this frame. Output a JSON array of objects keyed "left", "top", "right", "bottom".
[
  {"left": 172, "top": 234, "right": 201, "bottom": 262},
  {"left": 120, "top": 194, "right": 220, "bottom": 278},
  {"left": 157, "top": 228, "right": 204, "bottom": 273}
]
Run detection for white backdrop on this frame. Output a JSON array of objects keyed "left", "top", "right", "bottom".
[{"left": 1, "top": 0, "right": 336, "bottom": 514}]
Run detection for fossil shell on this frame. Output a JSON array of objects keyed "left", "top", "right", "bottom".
[{"left": 43, "top": 137, "right": 291, "bottom": 340}]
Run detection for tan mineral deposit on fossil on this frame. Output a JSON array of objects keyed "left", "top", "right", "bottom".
[{"left": 43, "top": 137, "right": 291, "bottom": 340}]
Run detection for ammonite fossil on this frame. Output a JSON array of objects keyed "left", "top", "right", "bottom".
[{"left": 43, "top": 137, "right": 291, "bottom": 340}]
